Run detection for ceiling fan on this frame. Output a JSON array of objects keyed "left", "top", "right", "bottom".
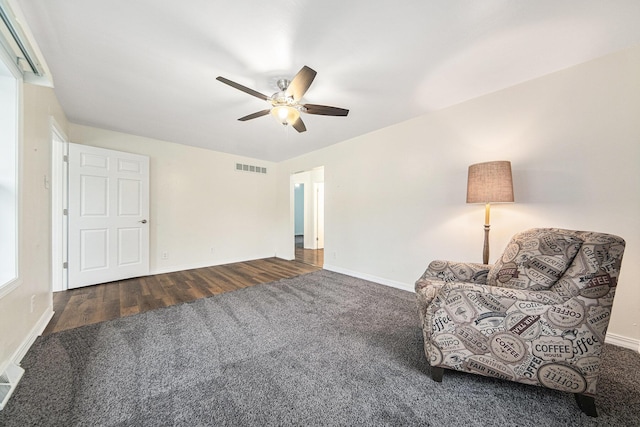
[{"left": 216, "top": 66, "right": 349, "bottom": 133}]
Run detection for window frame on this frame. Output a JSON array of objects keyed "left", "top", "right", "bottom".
[{"left": 0, "top": 37, "right": 22, "bottom": 298}]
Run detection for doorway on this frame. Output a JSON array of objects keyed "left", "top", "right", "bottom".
[
  {"left": 294, "top": 183, "right": 304, "bottom": 250},
  {"left": 292, "top": 167, "right": 324, "bottom": 267}
]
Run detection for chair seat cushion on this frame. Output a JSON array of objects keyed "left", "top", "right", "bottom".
[{"left": 487, "top": 229, "right": 583, "bottom": 290}]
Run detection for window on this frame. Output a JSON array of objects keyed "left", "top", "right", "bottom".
[{"left": 0, "top": 50, "right": 19, "bottom": 296}]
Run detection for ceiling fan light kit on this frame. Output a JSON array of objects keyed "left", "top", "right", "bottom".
[
  {"left": 216, "top": 66, "right": 349, "bottom": 133},
  {"left": 271, "top": 105, "right": 300, "bottom": 125}
]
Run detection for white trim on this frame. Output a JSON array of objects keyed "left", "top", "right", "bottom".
[
  {"left": 0, "top": 17, "right": 22, "bottom": 79},
  {"left": 0, "top": 305, "right": 52, "bottom": 410},
  {"left": 320, "top": 265, "right": 640, "bottom": 354},
  {"left": 322, "top": 264, "right": 413, "bottom": 293},
  {"left": 0, "top": 45, "right": 21, "bottom": 296},
  {"left": 605, "top": 333, "right": 640, "bottom": 353},
  {"left": 50, "top": 119, "right": 69, "bottom": 292},
  {"left": 0, "top": 0, "right": 53, "bottom": 86},
  {"left": 150, "top": 255, "right": 276, "bottom": 276},
  {"left": 10, "top": 306, "right": 53, "bottom": 364},
  {"left": 0, "top": 277, "right": 20, "bottom": 299}
]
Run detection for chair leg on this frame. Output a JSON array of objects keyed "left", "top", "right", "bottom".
[
  {"left": 431, "top": 366, "right": 444, "bottom": 382},
  {"left": 575, "top": 393, "right": 597, "bottom": 417}
]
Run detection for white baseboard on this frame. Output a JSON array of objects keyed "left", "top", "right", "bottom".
[
  {"left": 322, "top": 264, "right": 413, "bottom": 293},
  {"left": 151, "top": 261, "right": 217, "bottom": 276},
  {"left": 0, "top": 306, "right": 52, "bottom": 411},
  {"left": 323, "top": 265, "right": 640, "bottom": 354},
  {"left": 150, "top": 255, "right": 272, "bottom": 276},
  {"left": 605, "top": 333, "right": 640, "bottom": 352},
  {"left": 12, "top": 306, "right": 54, "bottom": 364}
]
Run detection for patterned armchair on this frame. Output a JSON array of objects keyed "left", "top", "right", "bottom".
[{"left": 415, "top": 228, "right": 625, "bottom": 417}]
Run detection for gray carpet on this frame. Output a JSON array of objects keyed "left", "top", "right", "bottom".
[{"left": 1, "top": 270, "right": 639, "bottom": 426}]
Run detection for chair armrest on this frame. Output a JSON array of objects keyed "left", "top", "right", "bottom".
[
  {"left": 415, "top": 260, "right": 491, "bottom": 298},
  {"left": 416, "top": 260, "right": 491, "bottom": 290},
  {"left": 415, "top": 261, "right": 491, "bottom": 327},
  {"left": 425, "top": 282, "right": 566, "bottom": 338},
  {"left": 436, "top": 282, "right": 566, "bottom": 306}
]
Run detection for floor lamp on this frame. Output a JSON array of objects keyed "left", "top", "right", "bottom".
[{"left": 466, "top": 161, "right": 514, "bottom": 264}]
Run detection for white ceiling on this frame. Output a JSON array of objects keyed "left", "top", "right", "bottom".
[{"left": 17, "top": 0, "right": 640, "bottom": 162}]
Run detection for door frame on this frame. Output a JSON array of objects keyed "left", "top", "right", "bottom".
[
  {"left": 290, "top": 166, "right": 324, "bottom": 254},
  {"left": 51, "top": 118, "right": 69, "bottom": 292},
  {"left": 314, "top": 182, "right": 324, "bottom": 249},
  {"left": 294, "top": 183, "right": 304, "bottom": 239}
]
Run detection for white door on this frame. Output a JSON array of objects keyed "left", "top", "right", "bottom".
[{"left": 68, "top": 143, "right": 150, "bottom": 289}]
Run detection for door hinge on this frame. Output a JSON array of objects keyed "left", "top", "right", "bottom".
[
  {"left": 63, "top": 262, "right": 68, "bottom": 269},
  {"left": 63, "top": 155, "right": 69, "bottom": 162},
  {"left": 63, "top": 208, "right": 68, "bottom": 215}
]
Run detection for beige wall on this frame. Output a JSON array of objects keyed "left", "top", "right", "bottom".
[
  {"left": 2, "top": 46, "right": 638, "bottom": 377},
  {"left": 68, "top": 125, "right": 279, "bottom": 274},
  {"left": 0, "top": 83, "right": 68, "bottom": 371},
  {"left": 276, "top": 45, "right": 640, "bottom": 344}
]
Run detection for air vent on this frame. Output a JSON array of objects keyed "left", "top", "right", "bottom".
[
  {"left": 235, "top": 163, "right": 267, "bottom": 174},
  {"left": 0, "top": 362, "right": 24, "bottom": 410}
]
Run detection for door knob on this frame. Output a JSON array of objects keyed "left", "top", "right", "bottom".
[{"left": 139, "top": 219, "right": 148, "bottom": 224}]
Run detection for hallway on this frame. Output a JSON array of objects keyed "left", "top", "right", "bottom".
[{"left": 295, "top": 235, "right": 324, "bottom": 267}]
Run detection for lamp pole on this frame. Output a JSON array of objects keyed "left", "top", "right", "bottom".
[
  {"left": 483, "top": 203, "right": 490, "bottom": 264},
  {"left": 466, "top": 160, "right": 514, "bottom": 266}
]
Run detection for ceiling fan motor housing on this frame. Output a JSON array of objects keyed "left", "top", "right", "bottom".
[
  {"left": 270, "top": 91, "right": 297, "bottom": 107},
  {"left": 276, "top": 78, "right": 290, "bottom": 91}
]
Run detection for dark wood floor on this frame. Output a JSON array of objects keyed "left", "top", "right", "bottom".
[
  {"left": 44, "top": 257, "right": 320, "bottom": 335},
  {"left": 296, "top": 247, "right": 324, "bottom": 267}
]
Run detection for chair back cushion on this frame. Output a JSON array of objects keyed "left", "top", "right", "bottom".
[
  {"left": 487, "top": 229, "right": 583, "bottom": 290},
  {"left": 551, "top": 231, "right": 625, "bottom": 302}
]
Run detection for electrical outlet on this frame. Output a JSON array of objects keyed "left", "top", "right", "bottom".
[
  {"left": 161, "top": 252, "right": 168, "bottom": 260},
  {"left": 210, "top": 247, "right": 215, "bottom": 254},
  {"left": 332, "top": 251, "right": 337, "bottom": 260},
  {"left": 30, "top": 295, "right": 36, "bottom": 313}
]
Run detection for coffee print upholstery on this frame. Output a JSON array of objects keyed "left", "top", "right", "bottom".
[
  {"left": 486, "top": 229, "right": 583, "bottom": 291},
  {"left": 415, "top": 228, "right": 625, "bottom": 404}
]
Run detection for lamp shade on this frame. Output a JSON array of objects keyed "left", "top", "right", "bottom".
[{"left": 466, "top": 161, "right": 514, "bottom": 203}]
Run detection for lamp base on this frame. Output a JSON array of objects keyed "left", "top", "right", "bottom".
[{"left": 483, "top": 224, "right": 490, "bottom": 265}]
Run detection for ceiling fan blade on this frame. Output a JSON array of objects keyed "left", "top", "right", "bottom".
[
  {"left": 286, "top": 66, "right": 317, "bottom": 101},
  {"left": 292, "top": 117, "right": 307, "bottom": 133},
  {"left": 303, "top": 104, "right": 349, "bottom": 116},
  {"left": 216, "top": 76, "right": 269, "bottom": 101},
  {"left": 238, "top": 109, "right": 271, "bottom": 121}
]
